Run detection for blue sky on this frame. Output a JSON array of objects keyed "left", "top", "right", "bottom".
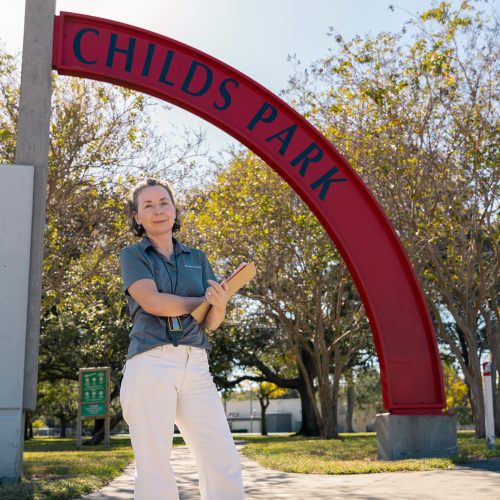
[{"left": 1, "top": 1, "right": 496, "bottom": 155}]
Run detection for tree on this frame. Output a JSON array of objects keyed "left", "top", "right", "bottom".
[
  {"left": 443, "top": 359, "right": 473, "bottom": 425},
  {"left": 1, "top": 43, "right": 207, "bottom": 317},
  {"left": 343, "top": 369, "right": 355, "bottom": 433},
  {"left": 184, "top": 153, "right": 374, "bottom": 439},
  {"left": 35, "top": 380, "right": 78, "bottom": 438},
  {"left": 351, "top": 365, "right": 385, "bottom": 423},
  {"left": 0, "top": 44, "right": 208, "bottom": 442},
  {"left": 0, "top": 50, "right": 18, "bottom": 161},
  {"left": 204, "top": 312, "right": 322, "bottom": 436},
  {"left": 256, "top": 382, "right": 287, "bottom": 435},
  {"left": 42, "top": 76, "right": 206, "bottom": 315},
  {"left": 286, "top": 0, "right": 499, "bottom": 437}
]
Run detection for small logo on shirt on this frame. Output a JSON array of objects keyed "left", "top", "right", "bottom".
[{"left": 184, "top": 264, "right": 202, "bottom": 268}]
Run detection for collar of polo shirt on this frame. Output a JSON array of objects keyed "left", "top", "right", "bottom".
[{"left": 139, "top": 236, "right": 192, "bottom": 255}]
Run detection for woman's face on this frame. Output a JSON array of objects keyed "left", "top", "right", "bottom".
[{"left": 134, "top": 185, "right": 177, "bottom": 237}]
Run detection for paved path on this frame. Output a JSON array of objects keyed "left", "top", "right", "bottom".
[{"left": 80, "top": 443, "right": 500, "bottom": 499}]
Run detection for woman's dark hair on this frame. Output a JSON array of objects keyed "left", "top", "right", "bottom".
[{"left": 127, "top": 178, "right": 181, "bottom": 237}]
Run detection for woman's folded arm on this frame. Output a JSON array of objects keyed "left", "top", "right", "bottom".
[{"left": 127, "top": 279, "right": 204, "bottom": 316}]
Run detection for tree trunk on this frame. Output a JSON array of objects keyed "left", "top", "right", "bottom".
[
  {"left": 468, "top": 379, "right": 486, "bottom": 438},
  {"left": 320, "top": 406, "right": 338, "bottom": 439},
  {"left": 237, "top": 346, "right": 321, "bottom": 437},
  {"left": 445, "top": 322, "right": 486, "bottom": 439},
  {"left": 462, "top": 346, "right": 487, "bottom": 438},
  {"left": 316, "top": 361, "right": 342, "bottom": 439},
  {"left": 24, "top": 412, "right": 33, "bottom": 440},
  {"left": 59, "top": 415, "right": 67, "bottom": 438},
  {"left": 296, "top": 347, "right": 320, "bottom": 436},
  {"left": 93, "top": 418, "right": 104, "bottom": 435},
  {"left": 84, "top": 410, "right": 123, "bottom": 445},
  {"left": 297, "top": 383, "right": 320, "bottom": 436},
  {"left": 345, "top": 372, "right": 355, "bottom": 433},
  {"left": 325, "top": 359, "right": 342, "bottom": 440},
  {"left": 259, "top": 397, "right": 269, "bottom": 436}
]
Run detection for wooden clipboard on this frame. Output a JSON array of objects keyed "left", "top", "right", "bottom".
[{"left": 191, "top": 261, "right": 256, "bottom": 323}]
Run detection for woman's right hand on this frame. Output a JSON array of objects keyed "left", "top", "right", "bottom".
[{"left": 205, "top": 280, "right": 230, "bottom": 310}]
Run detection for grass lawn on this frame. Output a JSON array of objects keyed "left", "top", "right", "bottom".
[
  {"left": 0, "top": 435, "right": 184, "bottom": 500},
  {"left": 1, "top": 431, "right": 498, "bottom": 499},
  {"left": 239, "top": 430, "right": 500, "bottom": 474}
]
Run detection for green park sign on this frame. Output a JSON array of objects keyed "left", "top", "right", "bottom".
[
  {"left": 81, "top": 370, "right": 107, "bottom": 404},
  {"left": 77, "top": 367, "right": 111, "bottom": 449}
]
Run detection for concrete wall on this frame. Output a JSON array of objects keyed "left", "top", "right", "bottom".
[
  {"left": 224, "top": 398, "right": 376, "bottom": 433},
  {"left": 0, "top": 165, "right": 34, "bottom": 482},
  {"left": 225, "top": 398, "right": 302, "bottom": 432}
]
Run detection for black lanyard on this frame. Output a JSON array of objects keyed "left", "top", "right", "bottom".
[
  {"left": 160, "top": 251, "right": 178, "bottom": 295},
  {"left": 159, "top": 250, "right": 183, "bottom": 345}
]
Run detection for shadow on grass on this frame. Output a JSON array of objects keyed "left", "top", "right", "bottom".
[
  {"left": 24, "top": 437, "right": 132, "bottom": 452},
  {"left": 24, "top": 435, "right": 186, "bottom": 453},
  {"left": 457, "top": 458, "right": 500, "bottom": 473}
]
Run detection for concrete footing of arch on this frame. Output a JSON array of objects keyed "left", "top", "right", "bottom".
[{"left": 376, "top": 413, "right": 458, "bottom": 460}]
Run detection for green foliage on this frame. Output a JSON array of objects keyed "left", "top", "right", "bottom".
[
  {"left": 442, "top": 361, "right": 473, "bottom": 424},
  {"left": 183, "top": 151, "right": 373, "bottom": 438},
  {"left": 287, "top": 0, "right": 499, "bottom": 436},
  {"left": 351, "top": 366, "right": 384, "bottom": 415},
  {"left": 0, "top": 50, "right": 18, "bottom": 163},
  {"left": 0, "top": 42, "right": 207, "bottom": 433},
  {"left": 1, "top": 1, "right": 497, "bottom": 441},
  {"left": 35, "top": 380, "right": 78, "bottom": 427},
  {"left": 31, "top": 420, "right": 45, "bottom": 430},
  {"left": 258, "top": 381, "right": 287, "bottom": 399}
]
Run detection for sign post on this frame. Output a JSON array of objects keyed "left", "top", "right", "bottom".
[
  {"left": 76, "top": 368, "right": 111, "bottom": 450},
  {"left": 482, "top": 358, "right": 496, "bottom": 450}
]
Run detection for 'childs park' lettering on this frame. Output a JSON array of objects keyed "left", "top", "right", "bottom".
[
  {"left": 53, "top": 14, "right": 448, "bottom": 419},
  {"left": 72, "top": 29, "right": 240, "bottom": 113},
  {"left": 71, "top": 27, "right": 347, "bottom": 202},
  {"left": 247, "top": 102, "right": 347, "bottom": 200}
]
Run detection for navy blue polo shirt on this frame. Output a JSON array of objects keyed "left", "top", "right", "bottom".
[{"left": 119, "top": 237, "right": 217, "bottom": 359}]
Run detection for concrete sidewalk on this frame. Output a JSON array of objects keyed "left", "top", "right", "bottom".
[{"left": 80, "top": 443, "right": 500, "bottom": 500}]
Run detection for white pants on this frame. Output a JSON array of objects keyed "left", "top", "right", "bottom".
[{"left": 120, "top": 344, "right": 245, "bottom": 500}]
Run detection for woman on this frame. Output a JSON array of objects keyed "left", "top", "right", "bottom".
[{"left": 119, "top": 178, "right": 245, "bottom": 500}]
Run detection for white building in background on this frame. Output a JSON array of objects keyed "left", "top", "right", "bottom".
[{"left": 224, "top": 398, "right": 376, "bottom": 433}]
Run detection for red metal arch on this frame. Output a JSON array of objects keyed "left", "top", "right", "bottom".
[{"left": 52, "top": 12, "right": 445, "bottom": 414}]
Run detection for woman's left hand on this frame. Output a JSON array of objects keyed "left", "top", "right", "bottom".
[{"left": 205, "top": 280, "right": 230, "bottom": 309}]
